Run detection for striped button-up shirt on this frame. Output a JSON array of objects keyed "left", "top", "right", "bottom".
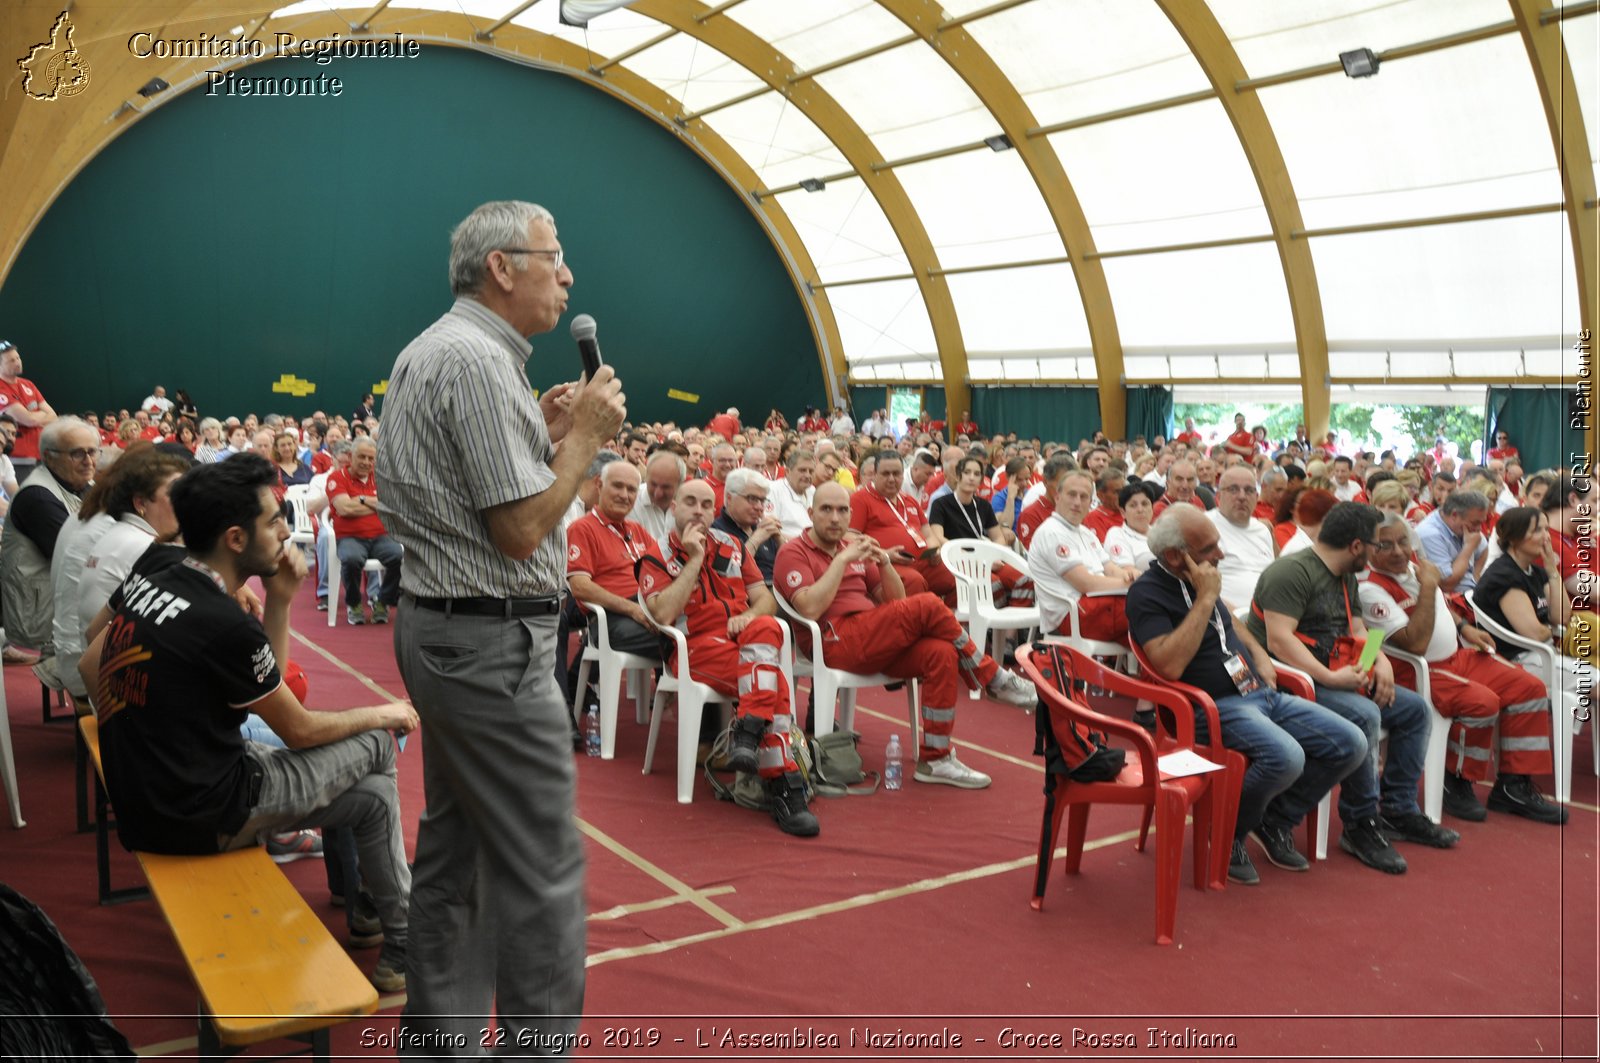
[{"left": 379, "top": 298, "right": 565, "bottom": 597}]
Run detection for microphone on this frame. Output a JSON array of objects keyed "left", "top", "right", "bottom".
[{"left": 570, "top": 314, "right": 603, "bottom": 380}]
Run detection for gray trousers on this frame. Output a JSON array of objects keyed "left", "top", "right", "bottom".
[
  {"left": 395, "top": 602, "right": 586, "bottom": 1058},
  {"left": 220, "top": 732, "right": 410, "bottom": 938}
]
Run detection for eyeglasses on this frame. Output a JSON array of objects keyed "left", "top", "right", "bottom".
[
  {"left": 735, "top": 492, "right": 769, "bottom": 504},
  {"left": 1219, "top": 484, "right": 1258, "bottom": 494},
  {"left": 48, "top": 446, "right": 97, "bottom": 462},
  {"left": 1371, "top": 540, "right": 1407, "bottom": 553},
  {"left": 497, "top": 247, "right": 564, "bottom": 270}
]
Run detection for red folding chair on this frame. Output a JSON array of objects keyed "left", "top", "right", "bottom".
[
  {"left": 1129, "top": 641, "right": 1325, "bottom": 864},
  {"left": 1016, "top": 644, "right": 1241, "bottom": 946}
]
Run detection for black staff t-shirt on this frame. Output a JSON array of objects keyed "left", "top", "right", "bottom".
[{"left": 97, "top": 544, "right": 282, "bottom": 854}]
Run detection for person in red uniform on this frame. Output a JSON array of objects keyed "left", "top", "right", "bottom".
[
  {"left": 1358, "top": 514, "right": 1563, "bottom": 824},
  {"left": 704, "top": 443, "right": 739, "bottom": 511},
  {"left": 798, "top": 407, "right": 829, "bottom": 434},
  {"left": 1172, "top": 417, "right": 1203, "bottom": 447},
  {"left": 1222, "top": 413, "right": 1256, "bottom": 459},
  {"left": 0, "top": 340, "right": 58, "bottom": 480},
  {"left": 637, "top": 480, "right": 815, "bottom": 836},
  {"left": 954, "top": 411, "right": 979, "bottom": 439},
  {"left": 1486, "top": 430, "right": 1519, "bottom": 463},
  {"left": 775, "top": 483, "right": 1036, "bottom": 789},
  {"left": 1151, "top": 460, "right": 1207, "bottom": 519},
  {"left": 848, "top": 449, "right": 956, "bottom": 605},
  {"left": 1081, "top": 470, "right": 1126, "bottom": 542},
  {"left": 325, "top": 438, "right": 402, "bottom": 624},
  {"left": 566, "top": 459, "right": 666, "bottom": 663},
  {"left": 706, "top": 407, "right": 741, "bottom": 441}
]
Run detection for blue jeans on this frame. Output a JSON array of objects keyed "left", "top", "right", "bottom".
[
  {"left": 1313, "top": 683, "right": 1430, "bottom": 823},
  {"left": 316, "top": 521, "right": 332, "bottom": 600},
  {"left": 1205, "top": 689, "right": 1367, "bottom": 838},
  {"left": 338, "top": 533, "right": 402, "bottom": 608}
]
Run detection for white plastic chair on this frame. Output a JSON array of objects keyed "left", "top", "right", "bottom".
[
  {"left": 774, "top": 588, "right": 919, "bottom": 746},
  {"left": 638, "top": 593, "right": 735, "bottom": 803},
  {"left": 284, "top": 484, "right": 315, "bottom": 551},
  {"left": 0, "top": 674, "right": 22, "bottom": 827},
  {"left": 1469, "top": 602, "right": 1594, "bottom": 805},
  {"left": 1057, "top": 588, "right": 1133, "bottom": 668},
  {"left": 941, "top": 539, "right": 1039, "bottom": 698},
  {"left": 573, "top": 601, "right": 658, "bottom": 760},
  {"left": 1382, "top": 646, "right": 1453, "bottom": 825},
  {"left": 325, "top": 518, "right": 390, "bottom": 628}
]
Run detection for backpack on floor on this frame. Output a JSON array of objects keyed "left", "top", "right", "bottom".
[
  {"left": 1029, "top": 642, "right": 1126, "bottom": 783},
  {"left": 703, "top": 721, "right": 817, "bottom": 810},
  {"left": 809, "top": 729, "right": 880, "bottom": 796}
]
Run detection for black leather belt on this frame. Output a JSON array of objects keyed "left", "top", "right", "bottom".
[{"left": 409, "top": 594, "right": 562, "bottom": 618}]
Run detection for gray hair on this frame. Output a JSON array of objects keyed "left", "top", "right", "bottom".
[
  {"left": 587, "top": 449, "right": 622, "bottom": 480},
  {"left": 329, "top": 439, "right": 354, "bottom": 458},
  {"left": 1146, "top": 510, "right": 1190, "bottom": 557},
  {"left": 724, "top": 467, "right": 768, "bottom": 499},
  {"left": 1377, "top": 509, "right": 1416, "bottom": 549},
  {"left": 1261, "top": 466, "right": 1287, "bottom": 486},
  {"left": 1440, "top": 490, "right": 1489, "bottom": 517},
  {"left": 645, "top": 450, "right": 687, "bottom": 480},
  {"left": 197, "top": 416, "right": 222, "bottom": 437},
  {"left": 40, "top": 415, "right": 95, "bottom": 452},
  {"left": 449, "top": 201, "right": 556, "bottom": 297}
]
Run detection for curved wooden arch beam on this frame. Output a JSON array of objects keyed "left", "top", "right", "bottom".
[
  {"left": 632, "top": 0, "right": 972, "bottom": 421},
  {"left": 874, "top": 0, "right": 1127, "bottom": 437},
  {"left": 1156, "top": 0, "right": 1332, "bottom": 440},
  {"left": 0, "top": 5, "right": 850, "bottom": 404},
  {"left": 1511, "top": 0, "right": 1599, "bottom": 471}
]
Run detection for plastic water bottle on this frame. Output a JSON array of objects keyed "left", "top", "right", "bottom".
[
  {"left": 884, "top": 734, "right": 903, "bottom": 791},
  {"left": 585, "top": 706, "right": 602, "bottom": 758}
]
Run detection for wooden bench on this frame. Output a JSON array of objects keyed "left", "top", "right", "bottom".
[{"left": 78, "top": 715, "right": 380, "bottom": 1059}]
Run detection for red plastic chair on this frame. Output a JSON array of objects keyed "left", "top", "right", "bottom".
[
  {"left": 1129, "top": 642, "right": 1324, "bottom": 865},
  {"left": 1016, "top": 644, "right": 1241, "bottom": 946}
]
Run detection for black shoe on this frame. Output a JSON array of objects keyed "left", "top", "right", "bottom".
[
  {"left": 1132, "top": 708, "right": 1157, "bottom": 736},
  {"left": 727, "top": 716, "right": 766, "bottom": 775},
  {"left": 1227, "top": 839, "right": 1259, "bottom": 885},
  {"left": 1378, "top": 810, "right": 1460, "bottom": 849},
  {"left": 1487, "top": 775, "right": 1569, "bottom": 825},
  {"left": 1441, "top": 772, "right": 1488, "bottom": 822},
  {"left": 348, "top": 889, "right": 383, "bottom": 949},
  {"left": 767, "top": 772, "right": 819, "bottom": 837},
  {"left": 1338, "top": 817, "right": 1407, "bottom": 874},
  {"left": 1249, "top": 823, "right": 1310, "bottom": 871}
]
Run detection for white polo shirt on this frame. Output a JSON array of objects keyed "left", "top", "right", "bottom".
[
  {"left": 1027, "top": 512, "right": 1113, "bottom": 634},
  {"left": 769, "top": 477, "right": 814, "bottom": 539},
  {"left": 1207, "top": 509, "right": 1277, "bottom": 613}
]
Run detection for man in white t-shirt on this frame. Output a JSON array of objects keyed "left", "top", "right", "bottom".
[
  {"left": 140, "top": 385, "right": 174, "bottom": 418},
  {"left": 1026, "top": 469, "right": 1136, "bottom": 641},
  {"left": 630, "top": 450, "right": 683, "bottom": 552},
  {"left": 769, "top": 448, "right": 815, "bottom": 539},
  {"left": 1207, "top": 466, "right": 1278, "bottom": 613},
  {"left": 1331, "top": 456, "right": 1364, "bottom": 502}
]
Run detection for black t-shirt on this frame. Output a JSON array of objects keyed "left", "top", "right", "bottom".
[
  {"left": 929, "top": 493, "right": 997, "bottom": 541},
  {"left": 9, "top": 483, "right": 73, "bottom": 558},
  {"left": 1472, "top": 554, "right": 1550, "bottom": 657},
  {"left": 97, "top": 544, "right": 283, "bottom": 854},
  {"left": 1127, "top": 560, "right": 1261, "bottom": 699},
  {"left": 713, "top": 512, "right": 778, "bottom": 585}
]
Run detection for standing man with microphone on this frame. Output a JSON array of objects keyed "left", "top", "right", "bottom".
[{"left": 379, "top": 201, "right": 625, "bottom": 1054}]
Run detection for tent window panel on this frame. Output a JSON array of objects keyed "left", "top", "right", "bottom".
[
  {"left": 971, "top": 0, "right": 1209, "bottom": 125},
  {"left": 1039, "top": 356, "right": 1095, "bottom": 380},
  {"left": 1525, "top": 348, "right": 1568, "bottom": 377},
  {"left": 1267, "top": 354, "right": 1302, "bottom": 379},
  {"left": 726, "top": 0, "right": 911, "bottom": 72},
  {"left": 814, "top": 43, "right": 992, "bottom": 162},
  {"left": 1207, "top": 0, "right": 1509, "bottom": 79},
  {"left": 706, "top": 93, "right": 848, "bottom": 190},
  {"left": 1310, "top": 215, "right": 1580, "bottom": 343},
  {"left": 968, "top": 359, "right": 1007, "bottom": 382},
  {"left": 1218, "top": 354, "right": 1271, "bottom": 377},
  {"left": 626, "top": 34, "right": 768, "bottom": 115},
  {"left": 504, "top": 0, "right": 670, "bottom": 52},
  {"left": 1563, "top": 14, "right": 1600, "bottom": 195},
  {"left": 1100, "top": 244, "right": 1296, "bottom": 347},
  {"left": 1124, "top": 355, "right": 1170, "bottom": 379},
  {"left": 1329, "top": 351, "right": 1389, "bottom": 377},
  {"left": 1260, "top": 37, "right": 1562, "bottom": 230},
  {"left": 1455, "top": 350, "right": 1526, "bottom": 377},
  {"left": 828, "top": 279, "right": 937, "bottom": 363},
  {"left": 1387, "top": 351, "right": 1455, "bottom": 378},
  {"left": 1047, "top": 101, "right": 1270, "bottom": 253},
  {"left": 895, "top": 152, "right": 1063, "bottom": 270},
  {"left": 945, "top": 264, "right": 1090, "bottom": 352},
  {"left": 776, "top": 177, "right": 913, "bottom": 282}
]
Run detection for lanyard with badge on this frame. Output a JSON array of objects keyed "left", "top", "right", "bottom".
[
  {"left": 602, "top": 518, "right": 645, "bottom": 563},
  {"left": 1170, "top": 564, "right": 1261, "bottom": 696},
  {"left": 870, "top": 484, "right": 927, "bottom": 550}
]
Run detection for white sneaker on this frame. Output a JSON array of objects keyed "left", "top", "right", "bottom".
[
  {"left": 986, "top": 668, "right": 1036, "bottom": 707},
  {"left": 914, "top": 751, "right": 992, "bottom": 790}
]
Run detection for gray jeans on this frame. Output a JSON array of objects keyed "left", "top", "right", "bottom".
[
  {"left": 395, "top": 601, "right": 586, "bottom": 1057},
  {"left": 219, "top": 731, "right": 410, "bottom": 938}
]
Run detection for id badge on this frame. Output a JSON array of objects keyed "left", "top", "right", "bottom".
[{"left": 1223, "top": 653, "right": 1261, "bottom": 696}]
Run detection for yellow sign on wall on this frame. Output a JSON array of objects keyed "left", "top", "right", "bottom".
[
  {"left": 667, "top": 388, "right": 700, "bottom": 404},
  {"left": 272, "top": 373, "right": 317, "bottom": 397},
  {"left": 372, "top": 380, "right": 389, "bottom": 395}
]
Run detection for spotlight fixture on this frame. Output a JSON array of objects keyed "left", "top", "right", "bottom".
[
  {"left": 983, "top": 133, "right": 1013, "bottom": 152},
  {"left": 137, "top": 77, "right": 170, "bottom": 97},
  {"left": 1339, "top": 47, "right": 1379, "bottom": 78},
  {"left": 799, "top": 177, "right": 826, "bottom": 193}
]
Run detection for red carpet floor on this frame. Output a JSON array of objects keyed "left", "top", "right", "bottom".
[{"left": 2, "top": 586, "right": 1596, "bottom": 1060}]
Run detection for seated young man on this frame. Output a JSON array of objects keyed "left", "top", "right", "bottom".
[
  {"left": 638, "top": 480, "right": 815, "bottom": 836},
  {"left": 79, "top": 455, "right": 418, "bottom": 992},
  {"left": 1027, "top": 470, "right": 1137, "bottom": 643}
]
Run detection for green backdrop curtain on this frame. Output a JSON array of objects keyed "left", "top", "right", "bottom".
[
  {"left": 1484, "top": 387, "right": 1581, "bottom": 476},
  {"left": 969, "top": 386, "right": 1101, "bottom": 443},
  {"left": 1125, "top": 386, "right": 1174, "bottom": 444}
]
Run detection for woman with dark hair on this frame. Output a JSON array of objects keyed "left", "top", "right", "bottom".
[
  {"left": 1104, "top": 480, "right": 1158, "bottom": 571},
  {"left": 172, "top": 389, "right": 199, "bottom": 421},
  {"left": 1473, "top": 507, "right": 1582, "bottom": 659},
  {"left": 991, "top": 456, "right": 1034, "bottom": 531},
  {"left": 174, "top": 418, "right": 199, "bottom": 453},
  {"left": 272, "top": 431, "right": 313, "bottom": 492},
  {"left": 765, "top": 408, "right": 788, "bottom": 433},
  {"left": 1279, "top": 487, "right": 1337, "bottom": 556},
  {"left": 929, "top": 457, "right": 1005, "bottom": 544}
]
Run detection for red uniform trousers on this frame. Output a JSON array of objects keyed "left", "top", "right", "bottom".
[
  {"left": 824, "top": 594, "right": 999, "bottom": 762},
  {"left": 1055, "top": 595, "right": 1128, "bottom": 643},
  {"left": 890, "top": 554, "right": 958, "bottom": 608},
  {"left": 991, "top": 562, "right": 1034, "bottom": 609},
  {"left": 676, "top": 616, "right": 797, "bottom": 778},
  {"left": 1392, "top": 647, "right": 1552, "bottom": 780}
]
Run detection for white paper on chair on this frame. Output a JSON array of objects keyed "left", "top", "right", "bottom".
[{"left": 1157, "top": 749, "right": 1224, "bottom": 780}]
